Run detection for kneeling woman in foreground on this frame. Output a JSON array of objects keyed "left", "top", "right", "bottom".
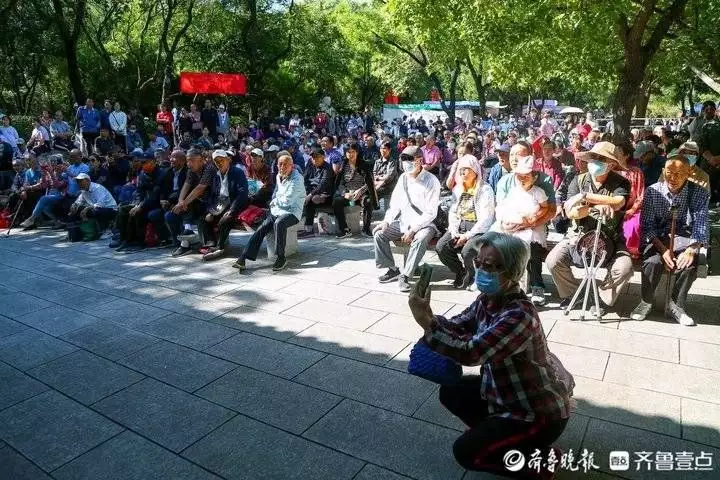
[{"left": 409, "top": 232, "right": 573, "bottom": 478}]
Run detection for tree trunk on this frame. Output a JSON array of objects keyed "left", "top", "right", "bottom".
[
  {"left": 465, "top": 56, "right": 486, "bottom": 117},
  {"left": 634, "top": 83, "right": 651, "bottom": 118},
  {"left": 65, "top": 40, "right": 85, "bottom": 104},
  {"left": 612, "top": 62, "right": 643, "bottom": 142}
]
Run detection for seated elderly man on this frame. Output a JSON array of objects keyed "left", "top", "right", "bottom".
[
  {"left": 494, "top": 142, "right": 557, "bottom": 305},
  {"left": 298, "top": 146, "right": 334, "bottom": 237},
  {"left": 198, "top": 149, "right": 248, "bottom": 261},
  {"left": 68, "top": 173, "right": 117, "bottom": 228},
  {"left": 233, "top": 154, "right": 305, "bottom": 272},
  {"left": 148, "top": 149, "right": 188, "bottom": 247},
  {"left": 373, "top": 146, "right": 440, "bottom": 292},
  {"left": 631, "top": 150, "right": 710, "bottom": 326},
  {"left": 110, "top": 153, "right": 162, "bottom": 251},
  {"left": 165, "top": 148, "right": 217, "bottom": 256},
  {"left": 546, "top": 142, "right": 633, "bottom": 314}
]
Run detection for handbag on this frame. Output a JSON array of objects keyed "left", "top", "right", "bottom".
[
  {"left": 237, "top": 205, "right": 267, "bottom": 227},
  {"left": 407, "top": 339, "right": 462, "bottom": 385},
  {"left": 144, "top": 222, "right": 158, "bottom": 247},
  {"left": 402, "top": 176, "right": 447, "bottom": 235},
  {"left": 80, "top": 219, "right": 100, "bottom": 241}
]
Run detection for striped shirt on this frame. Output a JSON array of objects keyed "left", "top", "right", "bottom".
[{"left": 425, "top": 291, "right": 572, "bottom": 422}]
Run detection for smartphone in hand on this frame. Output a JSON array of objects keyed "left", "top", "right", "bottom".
[{"left": 416, "top": 264, "right": 433, "bottom": 297}]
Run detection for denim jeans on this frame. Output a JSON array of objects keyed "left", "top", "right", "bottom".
[{"left": 32, "top": 194, "right": 64, "bottom": 220}]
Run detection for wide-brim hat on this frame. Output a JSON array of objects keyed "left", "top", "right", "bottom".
[{"left": 577, "top": 141, "right": 626, "bottom": 170}]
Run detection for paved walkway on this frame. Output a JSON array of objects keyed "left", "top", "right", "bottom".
[{"left": 0, "top": 229, "right": 718, "bottom": 480}]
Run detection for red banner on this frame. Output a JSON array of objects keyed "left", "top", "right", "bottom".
[
  {"left": 179, "top": 72, "right": 247, "bottom": 95},
  {"left": 384, "top": 91, "right": 399, "bottom": 104}
]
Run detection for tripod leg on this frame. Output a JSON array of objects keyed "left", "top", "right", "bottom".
[
  {"left": 580, "top": 254, "right": 592, "bottom": 321},
  {"left": 565, "top": 276, "right": 587, "bottom": 316}
]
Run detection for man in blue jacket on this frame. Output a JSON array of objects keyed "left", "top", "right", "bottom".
[
  {"left": 199, "top": 149, "right": 249, "bottom": 261},
  {"left": 76, "top": 98, "right": 101, "bottom": 153},
  {"left": 233, "top": 154, "right": 305, "bottom": 272}
]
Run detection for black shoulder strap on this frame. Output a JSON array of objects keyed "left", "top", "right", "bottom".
[{"left": 402, "top": 175, "right": 423, "bottom": 215}]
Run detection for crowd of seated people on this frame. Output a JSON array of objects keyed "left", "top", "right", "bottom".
[{"left": 0, "top": 100, "right": 716, "bottom": 328}]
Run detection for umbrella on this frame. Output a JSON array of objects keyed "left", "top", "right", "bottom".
[{"left": 560, "top": 107, "right": 584, "bottom": 114}]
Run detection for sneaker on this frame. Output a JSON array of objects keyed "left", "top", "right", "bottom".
[
  {"left": 232, "top": 257, "right": 246, "bottom": 271},
  {"left": 335, "top": 229, "right": 352, "bottom": 239},
  {"left": 667, "top": 301, "right": 696, "bottom": 326},
  {"left": 203, "top": 248, "right": 225, "bottom": 261},
  {"left": 272, "top": 256, "right": 287, "bottom": 271},
  {"left": 114, "top": 241, "right": 128, "bottom": 251},
  {"left": 630, "top": 300, "right": 653, "bottom": 321},
  {"left": 378, "top": 268, "right": 400, "bottom": 283},
  {"left": 51, "top": 221, "right": 66, "bottom": 230},
  {"left": 19, "top": 216, "right": 36, "bottom": 229},
  {"left": 171, "top": 245, "right": 192, "bottom": 257},
  {"left": 398, "top": 275, "right": 411, "bottom": 292},
  {"left": 531, "top": 287, "right": 547, "bottom": 306},
  {"left": 361, "top": 229, "right": 373, "bottom": 238},
  {"left": 124, "top": 243, "right": 146, "bottom": 252},
  {"left": 452, "top": 271, "right": 466, "bottom": 289},
  {"left": 109, "top": 240, "right": 122, "bottom": 248}
]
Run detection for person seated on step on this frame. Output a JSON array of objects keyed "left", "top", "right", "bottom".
[
  {"left": 332, "top": 143, "right": 377, "bottom": 238},
  {"left": 147, "top": 149, "right": 187, "bottom": 248},
  {"left": 372, "top": 140, "right": 398, "bottom": 201},
  {"left": 67, "top": 173, "right": 117, "bottom": 229},
  {"left": 245, "top": 148, "right": 274, "bottom": 208},
  {"left": 495, "top": 142, "right": 557, "bottom": 306},
  {"left": 630, "top": 149, "right": 709, "bottom": 326},
  {"left": 373, "top": 145, "right": 440, "bottom": 293},
  {"left": 110, "top": 152, "right": 162, "bottom": 251},
  {"left": 165, "top": 148, "right": 217, "bottom": 257},
  {"left": 233, "top": 154, "right": 305, "bottom": 273},
  {"left": 408, "top": 232, "right": 572, "bottom": 478},
  {"left": 198, "top": 149, "right": 248, "bottom": 261},
  {"left": 19, "top": 155, "right": 56, "bottom": 229},
  {"left": 298, "top": 146, "right": 334, "bottom": 238},
  {"left": 545, "top": 141, "right": 632, "bottom": 316},
  {"left": 437, "top": 157, "right": 495, "bottom": 290}
]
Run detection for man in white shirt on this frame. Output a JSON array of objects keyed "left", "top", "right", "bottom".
[
  {"left": 109, "top": 102, "right": 127, "bottom": 152},
  {"left": 373, "top": 146, "right": 440, "bottom": 292}
]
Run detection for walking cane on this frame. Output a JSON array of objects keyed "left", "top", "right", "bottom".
[
  {"left": 664, "top": 205, "right": 678, "bottom": 317},
  {"left": 6, "top": 199, "right": 24, "bottom": 237}
]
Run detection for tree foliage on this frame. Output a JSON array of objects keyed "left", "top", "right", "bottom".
[{"left": 0, "top": 0, "right": 718, "bottom": 122}]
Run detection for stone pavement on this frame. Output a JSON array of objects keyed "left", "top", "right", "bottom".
[{"left": 0, "top": 228, "right": 718, "bottom": 480}]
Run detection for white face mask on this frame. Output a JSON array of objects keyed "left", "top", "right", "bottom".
[
  {"left": 686, "top": 154, "right": 697, "bottom": 166},
  {"left": 402, "top": 161, "right": 415, "bottom": 173}
]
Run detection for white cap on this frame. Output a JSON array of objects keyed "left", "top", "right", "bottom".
[
  {"left": 211, "top": 149, "right": 229, "bottom": 160},
  {"left": 267, "top": 145, "right": 280, "bottom": 152},
  {"left": 514, "top": 155, "right": 535, "bottom": 175},
  {"left": 251, "top": 148, "right": 264, "bottom": 156},
  {"left": 74, "top": 173, "right": 91, "bottom": 181}
]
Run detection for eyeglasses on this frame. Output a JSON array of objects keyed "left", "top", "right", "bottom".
[{"left": 472, "top": 258, "right": 504, "bottom": 272}]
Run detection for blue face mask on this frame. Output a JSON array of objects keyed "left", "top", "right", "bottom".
[
  {"left": 475, "top": 268, "right": 501, "bottom": 295},
  {"left": 587, "top": 159, "right": 609, "bottom": 177},
  {"left": 686, "top": 154, "right": 697, "bottom": 166}
]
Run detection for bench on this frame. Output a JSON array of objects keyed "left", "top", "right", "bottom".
[
  {"left": 239, "top": 221, "right": 302, "bottom": 258},
  {"left": 314, "top": 205, "right": 363, "bottom": 234}
]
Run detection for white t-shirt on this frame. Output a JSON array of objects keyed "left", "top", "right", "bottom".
[{"left": 493, "top": 184, "right": 548, "bottom": 245}]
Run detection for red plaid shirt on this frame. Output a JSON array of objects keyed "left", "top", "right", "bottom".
[{"left": 425, "top": 291, "right": 572, "bottom": 422}]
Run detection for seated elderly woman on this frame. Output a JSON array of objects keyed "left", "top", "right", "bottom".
[
  {"left": 408, "top": 232, "right": 573, "bottom": 478},
  {"left": 436, "top": 158, "right": 495, "bottom": 289}
]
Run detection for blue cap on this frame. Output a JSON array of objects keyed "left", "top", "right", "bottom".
[
  {"left": 131, "top": 148, "right": 144, "bottom": 157},
  {"left": 282, "top": 139, "right": 295, "bottom": 149}
]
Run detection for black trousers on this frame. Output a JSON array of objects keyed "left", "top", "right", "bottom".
[
  {"left": 641, "top": 244, "right": 697, "bottom": 308},
  {"left": 199, "top": 212, "right": 238, "bottom": 250},
  {"left": 439, "top": 377, "right": 568, "bottom": 476},
  {"left": 527, "top": 242, "right": 546, "bottom": 289},
  {"left": 241, "top": 212, "right": 298, "bottom": 261},
  {"left": 436, "top": 226, "right": 478, "bottom": 276},
  {"left": 333, "top": 195, "right": 374, "bottom": 233},
  {"left": 116, "top": 204, "right": 147, "bottom": 244},
  {"left": 303, "top": 195, "right": 331, "bottom": 227}
]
